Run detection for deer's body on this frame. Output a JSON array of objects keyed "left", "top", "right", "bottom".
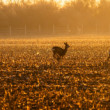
[{"left": 52, "top": 42, "right": 70, "bottom": 61}]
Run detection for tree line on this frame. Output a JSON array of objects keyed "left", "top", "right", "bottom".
[{"left": 0, "top": 0, "right": 110, "bottom": 34}]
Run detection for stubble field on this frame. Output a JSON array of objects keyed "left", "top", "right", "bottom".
[{"left": 0, "top": 36, "right": 110, "bottom": 109}]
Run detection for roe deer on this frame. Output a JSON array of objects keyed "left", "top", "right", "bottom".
[{"left": 52, "top": 42, "right": 70, "bottom": 61}]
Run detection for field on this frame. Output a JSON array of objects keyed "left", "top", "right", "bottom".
[{"left": 0, "top": 36, "right": 110, "bottom": 109}]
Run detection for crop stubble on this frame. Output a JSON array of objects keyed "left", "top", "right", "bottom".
[{"left": 0, "top": 37, "right": 110, "bottom": 109}]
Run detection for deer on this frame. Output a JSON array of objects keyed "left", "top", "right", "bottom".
[{"left": 52, "top": 42, "right": 70, "bottom": 61}]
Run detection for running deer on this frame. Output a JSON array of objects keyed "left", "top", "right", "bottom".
[{"left": 52, "top": 42, "right": 70, "bottom": 61}]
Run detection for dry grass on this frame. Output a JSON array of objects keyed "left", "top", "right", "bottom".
[{"left": 0, "top": 36, "right": 110, "bottom": 109}]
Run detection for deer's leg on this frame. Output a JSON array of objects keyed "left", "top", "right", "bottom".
[
  {"left": 53, "top": 52, "right": 57, "bottom": 58},
  {"left": 56, "top": 55, "right": 61, "bottom": 62},
  {"left": 53, "top": 53, "right": 57, "bottom": 58},
  {"left": 57, "top": 57, "right": 61, "bottom": 61}
]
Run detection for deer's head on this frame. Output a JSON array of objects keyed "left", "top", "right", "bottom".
[{"left": 64, "top": 42, "right": 70, "bottom": 48}]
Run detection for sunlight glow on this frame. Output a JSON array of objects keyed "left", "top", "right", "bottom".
[
  {"left": 96, "top": 0, "right": 100, "bottom": 3},
  {"left": 54, "top": 0, "right": 71, "bottom": 6},
  {"left": 1, "top": 0, "right": 101, "bottom": 6},
  {"left": 1, "top": 0, "right": 71, "bottom": 5}
]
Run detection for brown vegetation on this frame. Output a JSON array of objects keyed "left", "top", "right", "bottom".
[{"left": 0, "top": 36, "right": 110, "bottom": 109}]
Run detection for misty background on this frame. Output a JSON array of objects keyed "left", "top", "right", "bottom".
[{"left": 0, "top": 0, "right": 110, "bottom": 36}]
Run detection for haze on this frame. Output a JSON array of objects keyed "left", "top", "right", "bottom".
[{"left": 0, "top": 0, "right": 110, "bottom": 36}]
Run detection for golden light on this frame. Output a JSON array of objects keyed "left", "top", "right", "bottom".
[
  {"left": 96, "top": 0, "right": 100, "bottom": 3},
  {"left": 1, "top": 0, "right": 101, "bottom": 6},
  {"left": 2, "top": 0, "right": 7, "bottom": 4},
  {"left": 1, "top": 0, "right": 17, "bottom": 4},
  {"left": 54, "top": 0, "right": 71, "bottom": 6},
  {"left": 1, "top": 0, "right": 71, "bottom": 5}
]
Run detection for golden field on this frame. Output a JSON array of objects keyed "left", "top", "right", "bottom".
[{"left": 0, "top": 36, "right": 110, "bottom": 109}]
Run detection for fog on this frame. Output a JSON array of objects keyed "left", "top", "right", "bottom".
[{"left": 0, "top": 0, "right": 110, "bottom": 35}]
